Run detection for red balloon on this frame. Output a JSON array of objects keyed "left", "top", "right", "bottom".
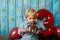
[
  {"left": 40, "top": 25, "right": 53, "bottom": 37},
  {"left": 9, "top": 27, "right": 22, "bottom": 39},
  {"left": 54, "top": 26, "right": 60, "bottom": 38},
  {"left": 37, "top": 9, "right": 53, "bottom": 37},
  {"left": 37, "top": 9, "right": 53, "bottom": 26}
]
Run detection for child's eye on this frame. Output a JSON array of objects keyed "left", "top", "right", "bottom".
[
  {"left": 29, "top": 18, "right": 32, "bottom": 19},
  {"left": 30, "top": 18, "right": 31, "bottom": 19},
  {"left": 33, "top": 18, "right": 35, "bottom": 19}
]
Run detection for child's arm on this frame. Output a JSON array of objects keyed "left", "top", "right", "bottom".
[
  {"left": 18, "top": 23, "right": 26, "bottom": 35},
  {"left": 19, "top": 27, "right": 31, "bottom": 34}
]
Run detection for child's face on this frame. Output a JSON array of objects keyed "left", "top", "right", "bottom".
[{"left": 27, "top": 15, "right": 36, "bottom": 24}]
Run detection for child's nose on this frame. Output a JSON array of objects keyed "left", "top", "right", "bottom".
[{"left": 32, "top": 19, "right": 34, "bottom": 22}]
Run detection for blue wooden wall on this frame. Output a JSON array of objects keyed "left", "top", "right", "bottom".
[{"left": 0, "top": 0, "right": 60, "bottom": 35}]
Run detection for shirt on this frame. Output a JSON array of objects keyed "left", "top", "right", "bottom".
[{"left": 18, "top": 19, "right": 46, "bottom": 40}]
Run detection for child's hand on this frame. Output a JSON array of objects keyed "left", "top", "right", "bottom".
[
  {"left": 26, "top": 27, "right": 32, "bottom": 32},
  {"left": 21, "top": 29, "right": 26, "bottom": 33},
  {"left": 32, "top": 28, "right": 36, "bottom": 33},
  {"left": 36, "top": 30, "right": 41, "bottom": 35},
  {"left": 27, "top": 25, "right": 37, "bottom": 32}
]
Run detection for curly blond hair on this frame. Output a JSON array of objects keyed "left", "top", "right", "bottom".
[{"left": 25, "top": 8, "right": 36, "bottom": 19}]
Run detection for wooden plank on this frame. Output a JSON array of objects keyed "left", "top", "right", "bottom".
[
  {"left": 0, "top": 0, "right": 9, "bottom": 34},
  {"left": 15, "top": 0, "right": 23, "bottom": 28},
  {"left": 0, "top": 0, "right": 5, "bottom": 34},
  {"left": 39, "top": 0, "right": 46, "bottom": 9},
  {"left": 8, "top": 0, "right": 16, "bottom": 32},
  {"left": 0, "top": 14, "right": 1, "bottom": 34},
  {"left": 0, "top": 0, "right": 1, "bottom": 34},
  {"left": 53, "top": 0, "right": 60, "bottom": 26},
  {"left": 4, "top": 0, "right": 9, "bottom": 34},
  {"left": 30, "top": 0, "right": 39, "bottom": 10},
  {"left": 45, "top": 0, "right": 53, "bottom": 13},
  {"left": 23, "top": 0, "right": 31, "bottom": 21},
  {"left": 0, "top": 35, "right": 11, "bottom": 40},
  {"left": 55, "top": 0, "right": 60, "bottom": 26}
]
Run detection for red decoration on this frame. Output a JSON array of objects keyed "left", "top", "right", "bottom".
[
  {"left": 40, "top": 25, "right": 53, "bottom": 37},
  {"left": 37, "top": 9, "right": 53, "bottom": 27},
  {"left": 9, "top": 27, "right": 22, "bottom": 39},
  {"left": 37, "top": 9, "right": 53, "bottom": 37},
  {"left": 54, "top": 26, "right": 60, "bottom": 38}
]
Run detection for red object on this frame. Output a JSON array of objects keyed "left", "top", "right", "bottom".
[
  {"left": 37, "top": 9, "right": 53, "bottom": 27},
  {"left": 54, "top": 26, "right": 60, "bottom": 38},
  {"left": 37, "top": 9, "right": 53, "bottom": 37},
  {"left": 9, "top": 27, "right": 22, "bottom": 39},
  {"left": 40, "top": 25, "right": 53, "bottom": 37}
]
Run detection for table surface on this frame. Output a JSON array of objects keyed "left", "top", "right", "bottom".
[
  {"left": 0, "top": 35, "right": 11, "bottom": 40},
  {"left": 0, "top": 35, "right": 60, "bottom": 40}
]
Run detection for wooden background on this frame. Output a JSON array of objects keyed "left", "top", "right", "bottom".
[{"left": 0, "top": 0, "right": 60, "bottom": 35}]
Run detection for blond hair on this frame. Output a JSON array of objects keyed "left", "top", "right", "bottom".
[{"left": 25, "top": 8, "right": 36, "bottom": 19}]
